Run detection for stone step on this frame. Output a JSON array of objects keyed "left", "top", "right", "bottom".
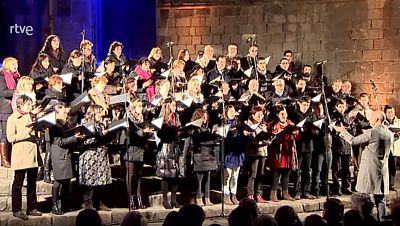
[
  {"left": 0, "top": 167, "right": 14, "bottom": 181},
  {"left": 1, "top": 192, "right": 399, "bottom": 226},
  {"left": 0, "top": 180, "right": 53, "bottom": 197}
]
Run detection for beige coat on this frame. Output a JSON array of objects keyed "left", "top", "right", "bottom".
[{"left": 6, "top": 112, "right": 38, "bottom": 170}]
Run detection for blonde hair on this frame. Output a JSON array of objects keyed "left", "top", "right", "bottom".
[
  {"left": 332, "top": 79, "right": 342, "bottom": 85},
  {"left": 148, "top": 47, "right": 163, "bottom": 60},
  {"left": 172, "top": 59, "right": 185, "bottom": 69},
  {"left": 129, "top": 99, "right": 144, "bottom": 122},
  {"left": 187, "top": 77, "right": 200, "bottom": 98},
  {"left": 159, "top": 101, "right": 176, "bottom": 124},
  {"left": 91, "top": 76, "right": 108, "bottom": 87},
  {"left": 80, "top": 40, "right": 93, "bottom": 50},
  {"left": 1, "top": 57, "right": 18, "bottom": 72},
  {"left": 16, "top": 76, "right": 34, "bottom": 92}
]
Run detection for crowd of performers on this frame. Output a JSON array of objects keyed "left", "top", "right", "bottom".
[{"left": 0, "top": 35, "right": 399, "bottom": 221}]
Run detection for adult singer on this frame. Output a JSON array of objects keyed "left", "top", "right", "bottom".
[{"left": 334, "top": 111, "right": 393, "bottom": 221}]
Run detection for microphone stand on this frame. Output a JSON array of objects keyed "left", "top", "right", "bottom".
[
  {"left": 218, "top": 77, "right": 227, "bottom": 217},
  {"left": 167, "top": 42, "right": 174, "bottom": 68},
  {"left": 80, "top": 30, "right": 85, "bottom": 94},
  {"left": 319, "top": 61, "right": 331, "bottom": 200},
  {"left": 371, "top": 82, "right": 380, "bottom": 110},
  {"left": 122, "top": 75, "right": 132, "bottom": 211},
  {"left": 249, "top": 36, "right": 258, "bottom": 81}
]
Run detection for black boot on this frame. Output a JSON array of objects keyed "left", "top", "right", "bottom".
[
  {"left": 52, "top": 187, "right": 63, "bottom": 215},
  {"left": 43, "top": 150, "right": 52, "bottom": 184},
  {"left": 36, "top": 167, "right": 44, "bottom": 181},
  {"left": 161, "top": 181, "right": 172, "bottom": 209},
  {"left": 52, "top": 202, "right": 63, "bottom": 215}
]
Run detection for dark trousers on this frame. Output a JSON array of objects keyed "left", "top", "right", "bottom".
[
  {"left": 12, "top": 168, "right": 38, "bottom": 212},
  {"left": 196, "top": 171, "right": 211, "bottom": 198},
  {"left": 125, "top": 161, "right": 143, "bottom": 197},
  {"left": 388, "top": 153, "right": 397, "bottom": 188},
  {"left": 312, "top": 151, "right": 332, "bottom": 195},
  {"left": 52, "top": 179, "right": 70, "bottom": 210},
  {"left": 82, "top": 185, "right": 107, "bottom": 208},
  {"left": 272, "top": 168, "right": 290, "bottom": 191},
  {"left": 246, "top": 156, "right": 265, "bottom": 196},
  {"left": 331, "top": 153, "right": 351, "bottom": 192},
  {"left": 295, "top": 152, "right": 312, "bottom": 194}
]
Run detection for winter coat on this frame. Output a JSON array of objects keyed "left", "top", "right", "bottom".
[
  {"left": 340, "top": 124, "right": 393, "bottom": 195},
  {"left": 7, "top": 112, "right": 38, "bottom": 170},
  {"left": 156, "top": 124, "right": 185, "bottom": 178},
  {"left": 331, "top": 112, "right": 353, "bottom": 155},
  {"left": 49, "top": 122, "right": 78, "bottom": 180},
  {"left": 290, "top": 109, "right": 317, "bottom": 153},
  {"left": 244, "top": 119, "right": 268, "bottom": 157},
  {"left": 0, "top": 71, "right": 15, "bottom": 114},
  {"left": 224, "top": 119, "right": 246, "bottom": 168},
  {"left": 266, "top": 120, "right": 298, "bottom": 170},
  {"left": 192, "top": 125, "right": 218, "bottom": 172}
]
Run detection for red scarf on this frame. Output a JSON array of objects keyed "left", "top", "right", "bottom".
[
  {"left": 170, "top": 113, "right": 176, "bottom": 127},
  {"left": 3, "top": 71, "right": 18, "bottom": 90},
  {"left": 17, "top": 108, "right": 29, "bottom": 115}
]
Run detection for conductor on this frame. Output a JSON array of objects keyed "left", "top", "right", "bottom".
[{"left": 334, "top": 111, "right": 393, "bottom": 222}]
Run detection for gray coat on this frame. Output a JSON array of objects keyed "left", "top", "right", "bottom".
[
  {"left": 340, "top": 124, "right": 393, "bottom": 195},
  {"left": 49, "top": 123, "right": 78, "bottom": 180}
]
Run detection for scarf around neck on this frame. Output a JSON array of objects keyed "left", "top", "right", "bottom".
[{"left": 3, "top": 70, "right": 18, "bottom": 90}]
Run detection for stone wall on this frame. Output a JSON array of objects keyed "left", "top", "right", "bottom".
[{"left": 157, "top": 0, "right": 400, "bottom": 108}]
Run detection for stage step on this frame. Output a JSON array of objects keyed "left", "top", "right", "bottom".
[{"left": 1, "top": 191, "right": 399, "bottom": 226}]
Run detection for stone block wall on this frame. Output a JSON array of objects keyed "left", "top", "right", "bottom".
[{"left": 157, "top": 0, "right": 400, "bottom": 109}]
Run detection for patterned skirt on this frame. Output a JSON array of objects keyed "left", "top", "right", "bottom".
[{"left": 79, "top": 147, "right": 112, "bottom": 186}]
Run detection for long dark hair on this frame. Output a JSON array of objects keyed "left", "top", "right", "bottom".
[
  {"left": 31, "top": 53, "right": 49, "bottom": 71},
  {"left": 40, "top": 35, "right": 64, "bottom": 53}
]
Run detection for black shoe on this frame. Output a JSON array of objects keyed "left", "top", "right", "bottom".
[
  {"left": 171, "top": 201, "right": 181, "bottom": 209},
  {"left": 163, "top": 201, "right": 172, "bottom": 209},
  {"left": 27, "top": 209, "right": 42, "bottom": 216},
  {"left": 52, "top": 204, "right": 63, "bottom": 215},
  {"left": 341, "top": 189, "right": 352, "bottom": 195},
  {"left": 61, "top": 207, "right": 70, "bottom": 213},
  {"left": 13, "top": 211, "right": 28, "bottom": 220},
  {"left": 330, "top": 191, "right": 341, "bottom": 197},
  {"left": 129, "top": 196, "right": 137, "bottom": 210}
]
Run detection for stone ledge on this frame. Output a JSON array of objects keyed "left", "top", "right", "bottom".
[{"left": 3, "top": 192, "right": 398, "bottom": 226}]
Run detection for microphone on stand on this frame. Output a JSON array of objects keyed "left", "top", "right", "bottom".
[
  {"left": 370, "top": 79, "right": 376, "bottom": 88},
  {"left": 315, "top": 60, "right": 327, "bottom": 65},
  {"left": 166, "top": 42, "right": 175, "bottom": 47},
  {"left": 242, "top": 34, "right": 256, "bottom": 42},
  {"left": 80, "top": 30, "right": 85, "bottom": 37}
]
